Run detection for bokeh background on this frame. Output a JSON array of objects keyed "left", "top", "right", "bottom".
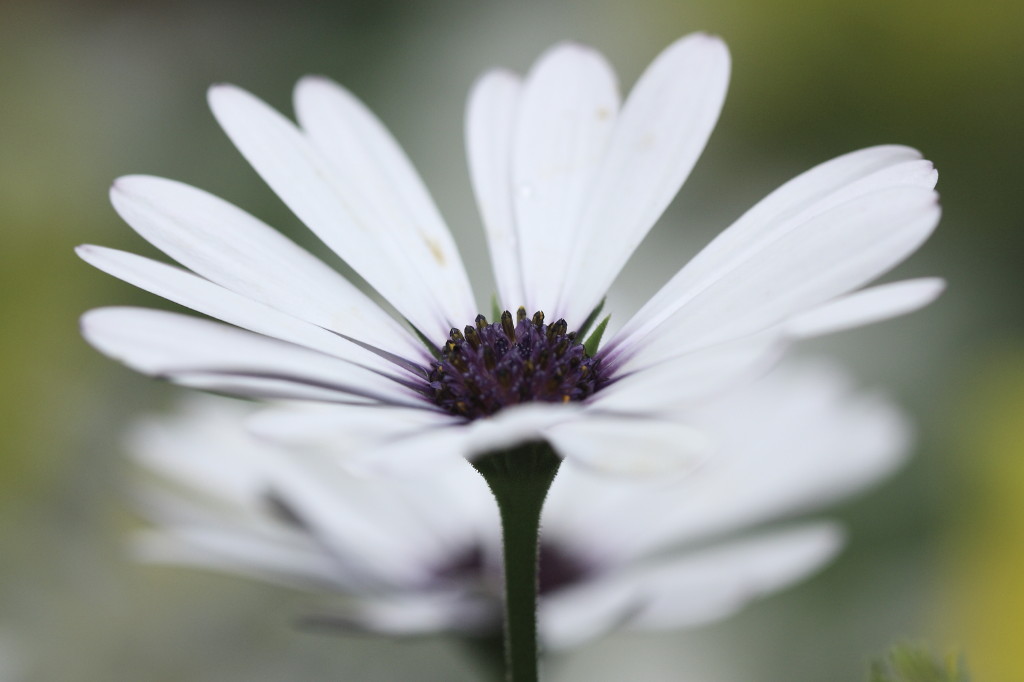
[{"left": 2, "top": 0, "right": 1022, "bottom": 680}]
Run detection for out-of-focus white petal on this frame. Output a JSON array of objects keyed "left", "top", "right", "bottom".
[
  {"left": 557, "top": 34, "right": 730, "bottom": 323},
  {"left": 539, "top": 574, "right": 639, "bottom": 651},
  {"left": 543, "top": 416, "right": 711, "bottom": 475},
  {"left": 341, "top": 426, "right": 477, "bottom": 477},
  {"left": 246, "top": 403, "right": 455, "bottom": 449},
  {"left": 346, "top": 402, "right": 585, "bottom": 475},
  {"left": 208, "top": 84, "right": 472, "bottom": 342},
  {"left": 106, "top": 175, "right": 426, "bottom": 361},
  {"left": 134, "top": 527, "right": 348, "bottom": 590},
  {"left": 786, "top": 277, "right": 945, "bottom": 338},
  {"left": 616, "top": 187, "right": 940, "bottom": 370},
  {"left": 547, "top": 362, "right": 909, "bottom": 565},
  {"left": 306, "top": 593, "right": 496, "bottom": 637},
  {"left": 511, "top": 43, "right": 619, "bottom": 314},
  {"left": 541, "top": 524, "right": 840, "bottom": 649},
  {"left": 76, "top": 246, "right": 415, "bottom": 376},
  {"left": 466, "top": 70, "right": 525, "bottom": 308},
  {"left": 609, "top": 145, "right": 938, "bottom": 358},
  {"left": 593, "top": 334, "right": 783, "bottom": 414},
  {"left": 130, "top": 396, "right": 498, "bottom": 591},
  {"left": 81, "top": 307, "right": 424, "bottom": 406},
  {"left": 624, "top": 524, "right": 842, "bottom": 630},
  {"left": 128, "top": 395, "right": 276, "bottom": 503}
]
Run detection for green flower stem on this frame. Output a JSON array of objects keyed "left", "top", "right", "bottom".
[{"left": 472, "top": 441, "right": 562, "bottom": 682}]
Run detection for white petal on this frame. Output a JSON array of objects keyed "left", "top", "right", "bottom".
[
  {"left": 208, "top": 84, "right": 473, "bottom": 342},
  {"left": 308, "top": 593, "right": 496, "bottom": 636},
  {"left": 76, "top": 245, "right": 415, "bottom": 376},
  {"left": 293, "top": 76, "right": 476, "bottom": 323},
  {"left": 247, "top": 403, "right": 455, "bottom": 449},
  {"left": 557, "top": 33, "right": 731, "bottom": 323},
  {"left": 539, "top": 574, "right": 639, "bottom": 650},
  {"left": 549, "top": 362, "right": 909, "bottom": 565},
  {"left": 81, "top": 307, "right": 424, "bottom": 406},
  {"left": 511, "top": 43, "right": 620, "bottom": 314},
  {"left": 133, "top": 527, "right": 347, "bottom": 591},
  {"left": 624, "top": 524, "right": 842, "bottom": 630},
  {"left": 465, "top": 402, "right": 585, "bottom": 455},
  {"left": 347, "top": 402, "right": 585, "bottom": 475},
  {"left": 466, "top": 69, "right": 525, "bottom": 308},
  {"left": 107, "top": 175, "right": 425, "bottom": 361},
  {"left": 540, "top": 524, "right": 840, "bottom": 649},
  {"left": 543, "top": 415, "right": 712, "bottom": 475},
  {"left": 133, "top": 397, "right": 498, "bottom": 590},
  {"left": 618, "top": 187, "right": 940, "bottom": 370},
  {"left": 786, "top": 277, "right": 945, "bottom": 338},
  {"left": 127, "top": 394, "right": 279, "bottom": 502},
  {"left": 245, "top": 461, "right": 468, "bottom": 588},
  {"left": 341, "top": 426, "right": 476, "bottom": 477},
  {"left": 610, "top": 145, "right": 937, "bottom": 356},
  {"left": 594, "top": 333, "right": 783, "bottom": 414},
  {"left": 171, "top": 374, "right": 380, "bottom": 403}
]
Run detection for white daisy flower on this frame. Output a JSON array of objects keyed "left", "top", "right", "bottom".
[
  {"left": 78, "top": 33, "right": 942, "bottom": 475},
  {"left": 129, "top": 362, "right": 907, "bottom": 651}
]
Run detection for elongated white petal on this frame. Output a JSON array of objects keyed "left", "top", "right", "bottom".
[
  {"left": 293, "top": 76, "right": 476, "bottom": 322},
  {"left": 625, "top": 524, "right": 842, "bottom": 630},
  {"left": 247, "top": 403, "right": 455, "bottom": 448},
  {"left": 549, "top": 363, "right": 908, "bottom": 565},
  {"left": 341, "top": 426, "right": 476, "bottom": 477},
  {"left": 610, "top": 145, "right": 938, "bottom": 355},
  {"left": 618, "top": 187, "right": 940, "bottom": 370},
  {"left": 77, "top": 245, "right": 414, "bottom": 376},
  {"left": 172, "top": 375, "right": 380, "bottom": 403},
  {"left": 209, "top": 84, "right": 473, "bottom": 342},
  {"left": 107, "top": 175, "right": 426, "bottom": 361},
  {"left": 544, "top": 416, "right": 712, "bottom": 475},
  {"left": 512, "top": 43, "right": 619, "bottom": 314},
  {"left": 81, "top": 307, "right": 424, "bottom": 406},
  {"left": 539, "top": 574, "right": 639, "bottom": 650},
  {"left": 347, "top": 402, "right": 585, "bottom": 475},
  {"left": 594, "top": 334, "right": 783, "bottom": 414},
  {"left": 127, "top": 395, "right": 283, "bottom": 503},
  {"left": 541, "top": 524, "right": 840, "bottom": 649},
  {"left": 132, "top": 396, "right": 498, "bottom": 590},
  {"left": 466, "top": 70, "right": 525, "bottom": 308},
  {"left": 786, "top": 277, "right": 945, "bottom": 338},
  {"left": 134, "top": 527, "right": 348, "bottom": 591},
  {"left": 306, "top": 593, "right": 496, "bottom": 636},
  {"left": 557, "top": 33, "right": 731, "bottom": 323}
]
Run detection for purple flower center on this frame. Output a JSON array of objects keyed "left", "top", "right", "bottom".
[{"left": 427, "top": 308, "right": 603, "bottom": 420}]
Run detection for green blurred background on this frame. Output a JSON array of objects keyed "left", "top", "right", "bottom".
[{"left": 1, "top": 0, "right": 1021, "bottom": 679}]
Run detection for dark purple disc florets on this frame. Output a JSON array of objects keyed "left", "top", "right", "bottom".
[{"left": 428, "top": 308, "right": 603, "bottom": 420}]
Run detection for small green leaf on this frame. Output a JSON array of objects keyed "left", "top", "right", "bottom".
[
  {"left": 575, "top": 298, "right": 606, "bottom": 339},
  {"left": 583, "top": 315, "right": 610, "bottom": 357},
  {"left": 869, "top": 643, "right": 970, "bottom": 682},
  {"left": 409, "top": 322, "right": 441, "bottom": 359},
  {"left": 491, "top": 294, "right": 502, "bottom": 323}
]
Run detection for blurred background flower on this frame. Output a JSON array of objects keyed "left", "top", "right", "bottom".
[
  {"left": 0, "top": 0, "right": 1020, "bottom": 680},
  {"left": 126, "top": 359, "right": 901, "bottom": 675}
]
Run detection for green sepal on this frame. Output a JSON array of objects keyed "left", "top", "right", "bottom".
[
  {"left": 583, "top": 315, "right": 610, "bottom": 357},
  {"left": 575, "top": 298, "right": 606, "bottom": 339},
  {"left": 409, "top": 322, "right": 441, "bottom": 359},
  {"left": 490, "top": 293, "right": 502, "bottom": 323}
]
